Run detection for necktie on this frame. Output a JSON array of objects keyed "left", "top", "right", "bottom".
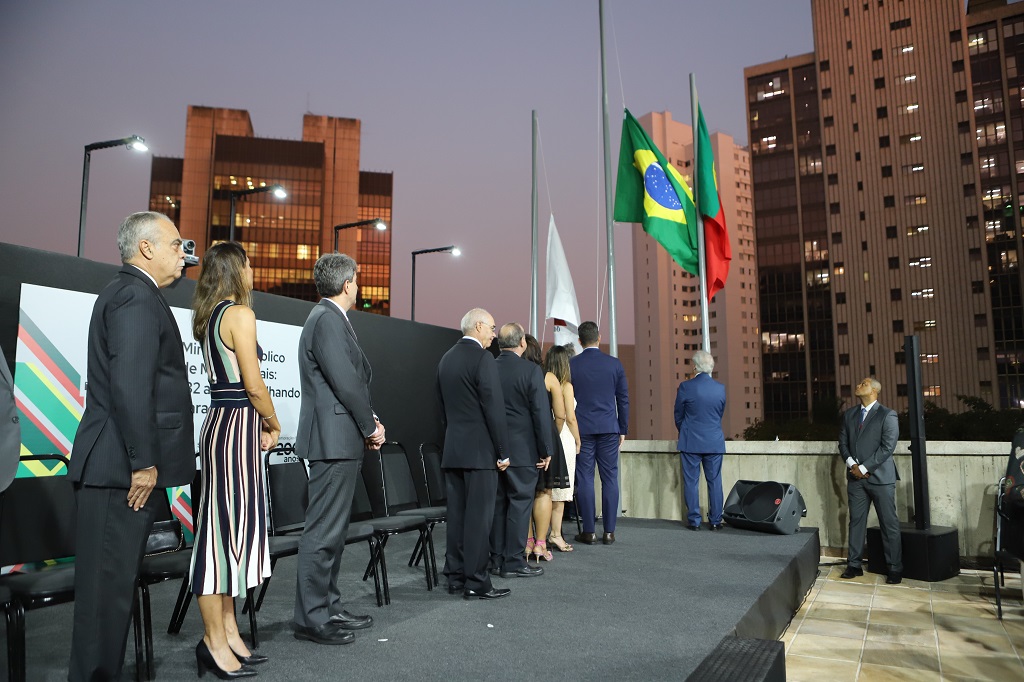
[{"left": 859, "top": 406, "right": 868, "bottom": 428}]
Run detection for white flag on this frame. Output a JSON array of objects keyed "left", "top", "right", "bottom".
[{"left": 544, "top": 215, "right": 582, "bottom": 353}]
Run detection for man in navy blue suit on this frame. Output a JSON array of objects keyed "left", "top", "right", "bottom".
[
  {"left": 569, "top": 321, "right": 628, "bottom": 545},
  {"left": 674, "top": 350, "right": 727, "bottom": 531}
]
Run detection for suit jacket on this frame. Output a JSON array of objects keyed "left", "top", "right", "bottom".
[
  {"left": 494, "top": 351, "right": 552, "bottom": 467},
  {"left": 294, "top": 301, "right": 376, "bottom": 461},
  {"left": 0, "top": 345, "right": 20, "bottom": 492},
  {"left": 838, "top": 402, "right": 899, "bottom": 485},
  {"left": 674, "top": 372, "right": 726, "bottom": 454},
  {"left": 436, "top": 338, "right": 508, "bottom": 469},
  {"left": 569, "top": 347, "right": 629, "bottom": 436},
  {"left": 68, "top": 266, "right": 195, "bottom": 488}
]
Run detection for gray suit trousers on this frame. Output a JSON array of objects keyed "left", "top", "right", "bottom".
[
  {"left": 294, "top": 458, "right": 361, "bottom": 628},
  {"left": 847, "top": 478, "right": 902, "bottom": 572}
]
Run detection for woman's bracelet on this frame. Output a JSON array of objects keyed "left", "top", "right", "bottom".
[{"left": 262, "top": 412, "right": 276, "bottom": 422}]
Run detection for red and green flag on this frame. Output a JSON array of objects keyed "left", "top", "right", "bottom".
[
  {"left": 696, "top": 104, "right": 732, "bottom": 302},
  {"left": 613, "top": 109, "right": 699, "bottom": 275}
]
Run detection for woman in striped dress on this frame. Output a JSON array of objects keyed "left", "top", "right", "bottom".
[{"left": 190, "top": 242, "right": 280, "bottom": 678}]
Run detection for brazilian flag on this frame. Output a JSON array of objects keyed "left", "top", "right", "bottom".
[{"left": 613, "top": 108, "right": 699, "bottom": 275}]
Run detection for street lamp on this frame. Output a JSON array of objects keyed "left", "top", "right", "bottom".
[
  {"left": 333, "top": 218, "right": 387, "bottom": 252},
  {"left": 227, "top": 184, "right": 287, "bottom": 242},
  {"left": 411, "top": 245, "right": 461, "bottom": 322},
  {"left": 78, "top": 135, "right": 149, "bottom": 257}
]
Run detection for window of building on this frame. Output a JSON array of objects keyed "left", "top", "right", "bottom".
[
  {"left": 868, "top": 333, "right": 874, "bottom": 344},
  {"left": 968, "top": 27, "right": 997, "bottom": 55},
  {"left": 824, "top": 115, "right": 835, "bottom": 127},
  {"left": 872, "top": 48, "right": 883, "bottom": 60},
  {"left": 906, "top": 224, "right": 929, "bottom": 236},
  {"left": 964, "top": 183, "right": 976, "bottom": 197},
  {"left": 951, "top": 29, "right": 961, "bottom": 42},
  {"left": 859, "top": 210, "right": 866, "bottom": 221},
  {"left": 836, "top": 291, "right": 847, "bottom": 304},
  {"left": 905, "top": 194, "right": 927, "bottom": 205},
  {"left": 832, "top": 231, "right": 843, "bottom": 244},
  {"left": 972, "top": 280, "right": 984, "bottom": 294},
  {"left": 830, "top": 202, "right": 841, "bottom": 214},
  {"left": 826, "top": 144, "right": 836, "bottom": 156},
  {"left": 899, "top": 133, "right": 922, "bottom": 144},
  {"left": 884, "top": 195, "right": 896, "bottom": 208},
  {"left": 895, "top": 352, "right": 906, "bottom": 365},
  {"left": 855, "top": 151, "right": 862, "bottom": 161},
  {"left": 901, "top": 103, "right": 919, "bottom": 115},
  {"left": 909, "top": 256, "right": 933, "bottom": 268},
  {"left": 921, "top": 353, "right": 939, "bottom": 364},
  {"left": 891, "top": 288, "right": 902, "bottom": 301},
  {"left": 853, "top": 122, "right": 859, "bottom": 132},
  {"left": 955, "top": 90, "right": 968, "bottom": 103},
  {"left": 886, "top": 225, "right": 898, "bottom": 238},
  {"left": 911, "top": 288, "right": 935, "bottom": 299},
  {"left": 975, "top": 313, "right": 987, "bottom": 327},
  {"left": 820, "top": 59, "right": 830, "bottom": 72},
  {"left": 893, "top": 320, "right": 904, "bottom": 333},
  {"left": 958, "top": 121, "right": 971, "bottom": 134},
  {"left": 880, "top": 135, "right": 891, "bottom": 148},
  {"left": 888, "top": 256, "right": 899, "bottom": 269},
  {"left": 822, "top": 87, "right": 832, "bottom": 99},
  {"left": 902, "top": 163, "right": 924, "bottom": 174},
  {"left": 914, "top": 319, "right": 936, "bottom": 331},
  {"left": 978, "top": 346, "right": 990, "bottom": 360},
  {"left": 828, "top": 172, "right": 839, "bottom": 184},
  {"left": 896, "top": 43, "right": 914, "bottom": 55},
  {"left": 952, "top": 59, "right": 965, "bottom": 73},
  {"left": 890, "top": 18, "right": 911, "bottom": 31},
  {"left": 866, "top": 302, "right": 872, "bottom": 313},
  {"left": 877, "top": 106, "right": 888, "bottom": 119},
  {"left": 839, "top": 353, "right": 850, "bottom": 366},
  {"left": 837, "top": 323, "right": 849, "bottom": 335},
  {"left": 875, "top": 77, "right": 886, "bottom": 89},
  {"left": 849, "top": 65, "right": 855, "bottom": 75},
  {"left": 833, "top": 261, "right": 845, "bottom": 275},
  {"left": 882, "top": 165, "right": 893, "bottom": 177},
  {"left": 961, "top": 151, "right": 973, "bottom": 165},
  {"left": 858, "top": 181, "right": 864, "bottom": 191},
  {"left": 923, "top": 385, "right": 941, "bottom": 397}
]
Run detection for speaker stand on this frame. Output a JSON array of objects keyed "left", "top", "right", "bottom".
[{"left": 866, "top": 522, "right": 960, "bottom": 582}]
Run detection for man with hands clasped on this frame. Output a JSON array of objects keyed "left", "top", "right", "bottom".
[{"left": 838, "top": 377, "right": 903, "bottom": 584}]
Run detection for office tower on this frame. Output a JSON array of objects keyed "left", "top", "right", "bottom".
[
  {"left": 745, "top": 0, "right": 1024, "bottom": 415},
  {"left": 630, "top": 111, "right": 761, "bottom": 440},
  {"left": 149, "top": 106, "right": 392, "bottom": 312}
]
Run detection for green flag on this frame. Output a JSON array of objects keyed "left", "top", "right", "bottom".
[{"left": 613, "top": 108, "right": 699, "bottom": 274}]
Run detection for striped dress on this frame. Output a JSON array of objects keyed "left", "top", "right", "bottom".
[{"left": 189, "top": 300, "right": 271, "bottom": 596}]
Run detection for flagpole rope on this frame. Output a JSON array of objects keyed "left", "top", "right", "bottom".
[
  {"left": 536, "top": 121, "right": 555, "bottom": 219},
  {"left": 609, "top": 2, "right": 627, "bottom": 109},
  {"left": 596, "top": 86, "right": 607, "bottom": 328}
]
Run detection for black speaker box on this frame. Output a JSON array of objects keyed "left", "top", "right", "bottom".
[{"left": 723, "top": 480, "right": 806, "bottom": 535}]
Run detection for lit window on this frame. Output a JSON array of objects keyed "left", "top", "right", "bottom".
[
  {"left": 911, "top": 288, "right": 935, "bottom": 299},
  {"left": 297, "top": 244, "right": 312, "bottom": 260},
  {"left": 908, "top": 257, "right": 933, "bottom": 268},
  {"left": 923, "top": 385, "right": 941, "bottom": 397},
  {"left": 903, "top": 103, "right": 919, "bottom": 113},
  {"left": 921, "top": 354, "right": 938, "bottom": 364},
  {"left": 906, "top": 225, "right": 929, "bottom": 236},
  {"left": 903, "top": 74, "right": 917, "bottom": 83}
]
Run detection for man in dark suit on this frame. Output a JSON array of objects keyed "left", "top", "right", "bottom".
[
  {"left": 490, "top": 323, "right": 551, "bottom": 578},
  {"left": 569, "top": 321, "right": 628, "bottom": 545},
  {"left": 293, "top": 253, "right": 385, "bottom": 645},
  {"left": 67, "top": 211, "right": 195, "bottom": 681},
  {"left": 437, "top": 308, "right": 511, "bottom": 600},
  {"left": 838, "top": 377, "right": 903, "bottom": 584},
  {"left": 0, "top": 344, "right": 19, "bottom": 493},
  {"left": 674, "top": 350, "right": 727, "bottom": 531}
]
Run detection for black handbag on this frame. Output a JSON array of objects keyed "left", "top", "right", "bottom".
[{"left": 146, "top": 519, "right": 184, "bottom": 555}]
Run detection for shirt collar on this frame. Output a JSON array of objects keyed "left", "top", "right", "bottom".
[
  {"left": 462, "top": 335, "right": 483, "bottom": 348},
  {"left": 862, "top": 400, "right": 877, "bottom": 413},
  {"left": 128, "top": 264, "right": 158, "bottom": 288},
  {"left": 324, "top": 297, "right": 348, "bottom": 318}
]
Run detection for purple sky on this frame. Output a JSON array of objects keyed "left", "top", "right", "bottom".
[{"left": 0, "top": 0, "right": 812, "bottom": 342}]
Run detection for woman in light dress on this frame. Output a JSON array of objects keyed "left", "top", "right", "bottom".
[{"left": 545, "top": 344, "right": 580, "bottom": 552}]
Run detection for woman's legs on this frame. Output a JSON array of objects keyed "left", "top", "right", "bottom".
[
  {"left": 533, "top": 489, "right": 553, "bottom": 559},
  {"left": 197, "top": 594, "right": 242, "bottom": 672},
  {"left": 549, "top": 500, "right": 573, "bottom": 550},
  {"left": 221, "top": 595, "right": 253, "bottom": 657}
]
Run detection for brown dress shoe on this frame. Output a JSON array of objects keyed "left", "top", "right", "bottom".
[
  {"left": 602, "top": 532, "right": 615, "bottom": 545},
  {"left": 574, "top": 532, "right": 597, "bottom": 545}
]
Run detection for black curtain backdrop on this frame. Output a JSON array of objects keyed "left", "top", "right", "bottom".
[{"left": 0, "top": 242, "right": 459, "bottom": 455}]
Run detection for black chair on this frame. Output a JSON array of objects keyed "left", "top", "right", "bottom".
[
  {"left": 0, "top": 455, "right": 153, "bottom": 680},
  {"left": 248, "top": 453, "right": 380, "bottom": 613},
  {"left": 382, "top": 442, "right": 445, "bottom": 586},
  {"left": 417, "top": 443, "right": 447, "bottom": 507},
  {"left": 994, "top": 430, "right": 1024, "bottom": 620},
  {"left": 353, "top": 452, "right": 432, "bottom": 606}
]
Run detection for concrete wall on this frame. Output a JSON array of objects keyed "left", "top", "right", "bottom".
[{"left": 615, "top": 440, "right": 1009, "bottom": 562}]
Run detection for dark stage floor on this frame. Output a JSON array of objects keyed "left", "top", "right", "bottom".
[{"left": 6, "top": 518, "right": 819, "bottom": 681}]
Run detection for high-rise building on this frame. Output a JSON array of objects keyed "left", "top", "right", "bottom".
[
  {"left": 745, "top": 0, "right": 1024, "bottom": 416},
  {"left": 630, "top": 111, "right": 761, "bottom": 440},
  {"left": 149, "top": 106, "right": 392, "bottom": 312}
]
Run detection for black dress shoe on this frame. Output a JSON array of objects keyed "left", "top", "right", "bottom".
[
  {"left": 886, "top": 572, "right": 903, "bottom": 584},
  {"left": 602, "top": 532, "right": 615, "bottom": 545},
  {"left": 500, "top": 565, "right": 544, "bottom": 578},
  {"left": 233, "top": 650, "right": 268, "bottom": 666},
  {"left": 463, "top": 587, "right": 511, "bottom": 600},
  {"left": 195, "top": 640, "right": 257, "bottom": 679},
  {"left": 574, "top": 532, "right": 597, "bottom": 545},
  {"left": 329, "top": 609, "right": 373, "bottom": 630},
  {"left": 293, "top": 622, "right": 355, "bottom": 645},
  {"left": 709, "top": 524, "right": 722, "bottom": 531},
  {"left": 488, "top": 567, "right": 501, "bottom": 577},
  {"left": 840, "top": 566, "right": 864, "bottom": 579},
  {"left": 687, "top": 524, "right": 701, "bottom": 531},
  {"left": 447, "top": 584, "right": 464, "bottom": 595}
]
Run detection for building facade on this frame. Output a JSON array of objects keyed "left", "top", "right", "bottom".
[
  {"left": 630, "top": 111, "right": 761, "bottom": 440},
  {"left": 745, "top": 0, "right": 1024, "bottom": 416},
  {"left": 148, "top": 106, "right": 392, "bottom": 312}
]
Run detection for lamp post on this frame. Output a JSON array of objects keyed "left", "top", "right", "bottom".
[
  {"left": 227, "top": 184, "right": 287, "bottom": 242},
  {"left": 333, "top": 218, "right": 387, "bottom": 252},
  {"left": 78, "top": 135, "right": 148, "bottom": 257},
  {"left": 411, "top": 245, "right": 461, "bottom": 322}
]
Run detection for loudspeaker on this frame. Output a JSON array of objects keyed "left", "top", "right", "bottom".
[{"left": 723, "top": 480, "right": 806, "bottom": 535}]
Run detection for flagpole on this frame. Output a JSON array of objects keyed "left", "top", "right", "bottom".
[
  {"left": 599, "top": 0, "right": 618, "bottom": 356},
  {"left": 531, "top": 109, "right": 539, "bottom": 336},
  {"left": 690, "top": 73, "right": 710, "bottom": 353}
]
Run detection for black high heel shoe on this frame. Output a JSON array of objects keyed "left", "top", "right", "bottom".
[
  {"left": 233, "top": 650, "right": 269, "bottom": 666},
  {"left": 195, "top": 640, "right": 257, "bottom": 679}
]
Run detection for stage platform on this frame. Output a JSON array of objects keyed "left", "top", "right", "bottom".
[{"left": 6, "top": 517, "right": 819, "bottom": 681}]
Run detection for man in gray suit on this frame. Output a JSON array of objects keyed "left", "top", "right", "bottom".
[
  {"left": 0, "top": 344, "right": 21, "bottom": 493},
  {"left": 838, "top": 377, "right": 903, "bottom": 584},
  {"left": 293, "top": 253, "right": 385, "bottom": 645}
]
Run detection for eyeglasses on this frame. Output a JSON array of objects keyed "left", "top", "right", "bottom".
[{"left": 477, "top": 322, "right": 496, "bottom": 332}]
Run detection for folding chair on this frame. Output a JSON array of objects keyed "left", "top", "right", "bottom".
[{"left": 380, "top": 442, "right": 445, "bottom": 586}]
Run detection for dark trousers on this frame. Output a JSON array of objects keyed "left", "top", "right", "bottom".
[
  {"left": 576, "top": 434, "right": 620, "bottom": 533},
  {"left": 489, "top": 466, "right": 539, "bottom": 571},
  {"left": 69, "top": 485, "right": 155, "bottom": 682},
  {"left": 443, "top": 468, "right": 498, "bottom": 592},
  {"left": 680, "top": 452, "right": 724, "bottom": 527},
  {"left": 847, "top": 479, "right": 903, "bottom": 572},
  {"left": 294, "top": 458, "right": 360, "bottom": 628}
]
